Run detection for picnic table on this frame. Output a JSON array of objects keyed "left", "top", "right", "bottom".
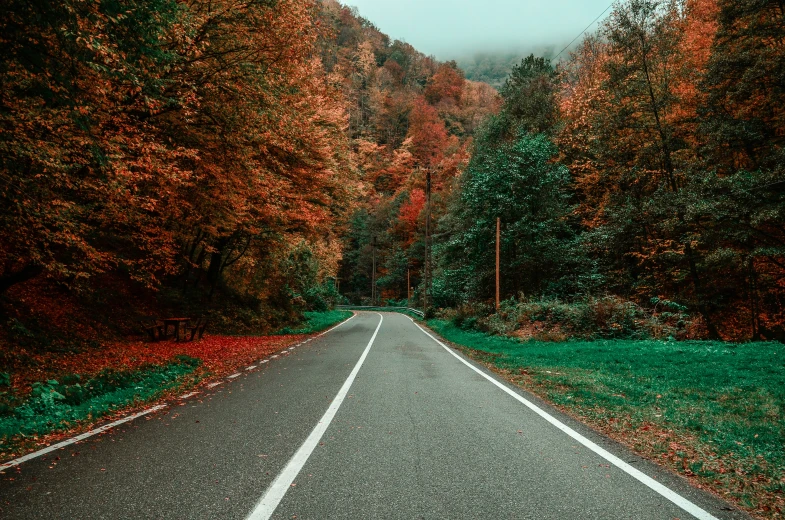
[
  {"left": 162, "top": 317, "right": 190, "bottom": 342},
  {"left": 139, "top": 316, "right": 208, "bottom": 342}
]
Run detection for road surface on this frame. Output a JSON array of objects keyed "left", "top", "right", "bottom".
[{"left": 0, "top": 312, "right": 750, "bottom": 519}]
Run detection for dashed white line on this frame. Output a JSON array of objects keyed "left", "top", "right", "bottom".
[
  {"left": 270, "top": 355, "right": 278, "bottom": 359},
  {"left": 0, "top": 312, "right": 359, "bottom": 474},
  {"left": 246, "top": 313, "right": 383, "bottom": 520},
  {"left": 0, "top": 404, "right": 167, "bottom": 472},
  {"left": 260, "top": 360, "right": 269, "bottom": 364},
  {"left": 246, "top": 366, "right": 257, "bottom": 370},
  {"left": 412, "top": 323, "right": 720, "bottom": 520}
]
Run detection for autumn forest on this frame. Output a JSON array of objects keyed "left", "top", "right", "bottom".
[
  {"left": 1, "top": 0, "right": 785, "bottom": 516},
  {"left": 1, "top": 0, "right": 785, "bottom": 347}
]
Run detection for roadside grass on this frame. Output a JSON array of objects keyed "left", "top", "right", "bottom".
[
  {"left": 0, "top": 310, "right": 352, "bottom": 458},
  {"left": 275, "top": 310, "right": 353, "bottom": 334},
  {"left": 427, "top": 320, "right": 785, "bottom": 518},
  {"left": 337, "top": 306, "right": 424, "bottom": 320},
  {"left": 0, "top": 356, "right": 202, "bottom": 452}
]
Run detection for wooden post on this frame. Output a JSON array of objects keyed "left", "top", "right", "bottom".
[
  {"left": 496, "top": 217, "right": 500, "bottom": 311},
  {"left": 371, "top": 235, "right": 377, "bottom": 305},
  {"left": 424, "top": 169, "right": 431, "bottom": 310}
]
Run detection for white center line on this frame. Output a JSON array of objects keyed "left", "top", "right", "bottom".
[
  {"left": 246, "top": 313, "right": 383, "bottom": 520},
  {"left": 412, "top": 323, "right": 720, "bottom": 520}
]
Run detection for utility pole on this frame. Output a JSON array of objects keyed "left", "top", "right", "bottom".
[
  {"left": 496, "top": 217, "right": 501, "bottom": 311},
  {"left": 371, "top": 235, "right": 377, "bottom": 305},
  {"left": 407, "top": 268, "right": 411, "bottom": 303},
  {"left": 424, "top": 169, "right": 431, "bottom": 310}
]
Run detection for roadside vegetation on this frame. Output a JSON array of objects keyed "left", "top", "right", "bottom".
[
  {"left": 0, "top": 310, "right": 350, "bottom": 457},
  {"left": 342, "top": 0, "right": 785, "bottom": 345},
  {"left": 428, "top": 319, "right": 785, "bottom": 518},
  {"left": 0, "top": 357, "right": 201, "bottom": 449},
  {"left": 275, "top": 310, "right": 353, "bottom": 335}
]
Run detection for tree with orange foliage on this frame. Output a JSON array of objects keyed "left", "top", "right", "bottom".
[
  {"left": 0, "top": 0, "right": 354, "bottom": 318},
  {"left": 424, "top": 62, "right": 465, "bottom": 106},
  {"left": 407, "top": 97, "right": 449, "bottom": 168},
  {"left": 0, "top": 0, "right": 188, "bottom": 294}
]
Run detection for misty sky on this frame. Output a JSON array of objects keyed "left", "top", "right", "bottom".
[{"left": 344, "top": 0, "right": 613, "bottom": 59}]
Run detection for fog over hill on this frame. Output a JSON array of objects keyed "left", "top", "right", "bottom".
[{"left": 453, "top": 43, "right": 565, "bottom": 89}]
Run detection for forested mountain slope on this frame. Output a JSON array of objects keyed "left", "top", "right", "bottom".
[
  {"left": 425, "top": 0, "right": 785, "bottom": 341},
  {"left": 0, "top": 0, "right": 497, "bottom": 346}
]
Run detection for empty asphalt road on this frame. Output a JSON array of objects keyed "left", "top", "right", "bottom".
[{"left": 0, "top": 312, "right": 750, "bottom": 519}]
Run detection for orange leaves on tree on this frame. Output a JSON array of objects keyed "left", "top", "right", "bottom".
[
  {"left": 399, "top": 189, "right": 426, "bottom": 232},
  {"left": 407, "top": 97, "right": 449, "bottom": 168},
  {"left": 424, "top": 62, "right": 465, "bottom": 106}
]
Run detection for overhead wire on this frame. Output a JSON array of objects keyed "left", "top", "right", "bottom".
[{"left": 553, "top": 2, "right": 615, "bottom": 61}]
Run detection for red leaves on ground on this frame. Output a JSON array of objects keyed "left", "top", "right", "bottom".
[{"left": 12, "top": 334, "right": 307, "bottom": 393}]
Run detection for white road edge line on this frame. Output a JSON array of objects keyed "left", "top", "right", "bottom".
[
  {"left": 228, "top": 373, "right": 242, "bottom": 379},
  {"left": 179, "top": 392, "right": 199, "bottom": 399},
  {"left": 246, "top": 366, "right": 257, "bottom": 370},
  {"left": 317, "top": 313, "right": 356, "bottom": 336},
  {"left": 412, "top": 323, "right": 719, "bottom": 520},
  {"left": 0, "top": 404, "right": 168, "bottom": 472},
  {"left": 246, "top": 313, "right": 383, "bottom": 520},
  {"left": 0, "top": 312, "right": 359, "bottom": 474}
]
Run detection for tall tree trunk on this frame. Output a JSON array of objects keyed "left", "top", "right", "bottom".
[
  {"left": 748, "top": 258, "right": 761, "bottom": 340},
  {"left": 207, "top": 236, "right": 231, "bottom": 299},
  {"left": 638, "top": 27, "right": 718, "bottom": 338},
  {"left": 684, "top": 242, "right": 719, "bottom": 339}
]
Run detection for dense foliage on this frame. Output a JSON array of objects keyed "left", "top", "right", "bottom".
[
  {"left": 1, "top": 0, "right": 783, "bottom": 344},
  {"left": 0, "top": 0, "right": 356, "bottom": 335},
  {"left": 420, "top": 0, "right": 784, "bottom": 341},
  {"left": 0, "top": 0, "right": 497, "bottom": 344}
]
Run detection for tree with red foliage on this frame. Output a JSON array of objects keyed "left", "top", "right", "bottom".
[
  {"left": 425, "top": 62, "right": 465, "bottom": 106},
  {"left": 407, "top": 97, "right": 449, "bottom": 168}
]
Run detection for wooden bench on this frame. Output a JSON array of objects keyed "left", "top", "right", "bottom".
[{"left": 139, "top": 317, "right": 165, "bottom": 342}]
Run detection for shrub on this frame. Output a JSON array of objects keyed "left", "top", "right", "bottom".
[
  {"left": 444, "top": 295, "right": 692, "bottom": 341},
  {"left": 0, "top": 358, "right": 201, "bottom": 444}
]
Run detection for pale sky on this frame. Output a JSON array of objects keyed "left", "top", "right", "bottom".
[{"left": 344, "top": 0, "right": 614, "bottom": 59}]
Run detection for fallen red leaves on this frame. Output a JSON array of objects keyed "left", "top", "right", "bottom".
[{"left": 12, "top": 334, "right": 307, "bottom": 393}]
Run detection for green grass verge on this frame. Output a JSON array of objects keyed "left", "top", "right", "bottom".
[
  {"left": 0, "top": 356, "right": 201, "bottom": 451},
  {"left": 428, "top": 319, "right": 785, "bottom": 516},
  {"left": 275, "top": 310, "right": 353, "bottom": 335},
  {"left": 338, "top": 306, "right": 424, "bottom": 321}
]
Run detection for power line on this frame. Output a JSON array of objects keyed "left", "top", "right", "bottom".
[
  {"left": 747, "top": 179, "right": 785, "bottom": 192},
  {"left": 553, "top": 2, "right": 615, "bottom": 61}
]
